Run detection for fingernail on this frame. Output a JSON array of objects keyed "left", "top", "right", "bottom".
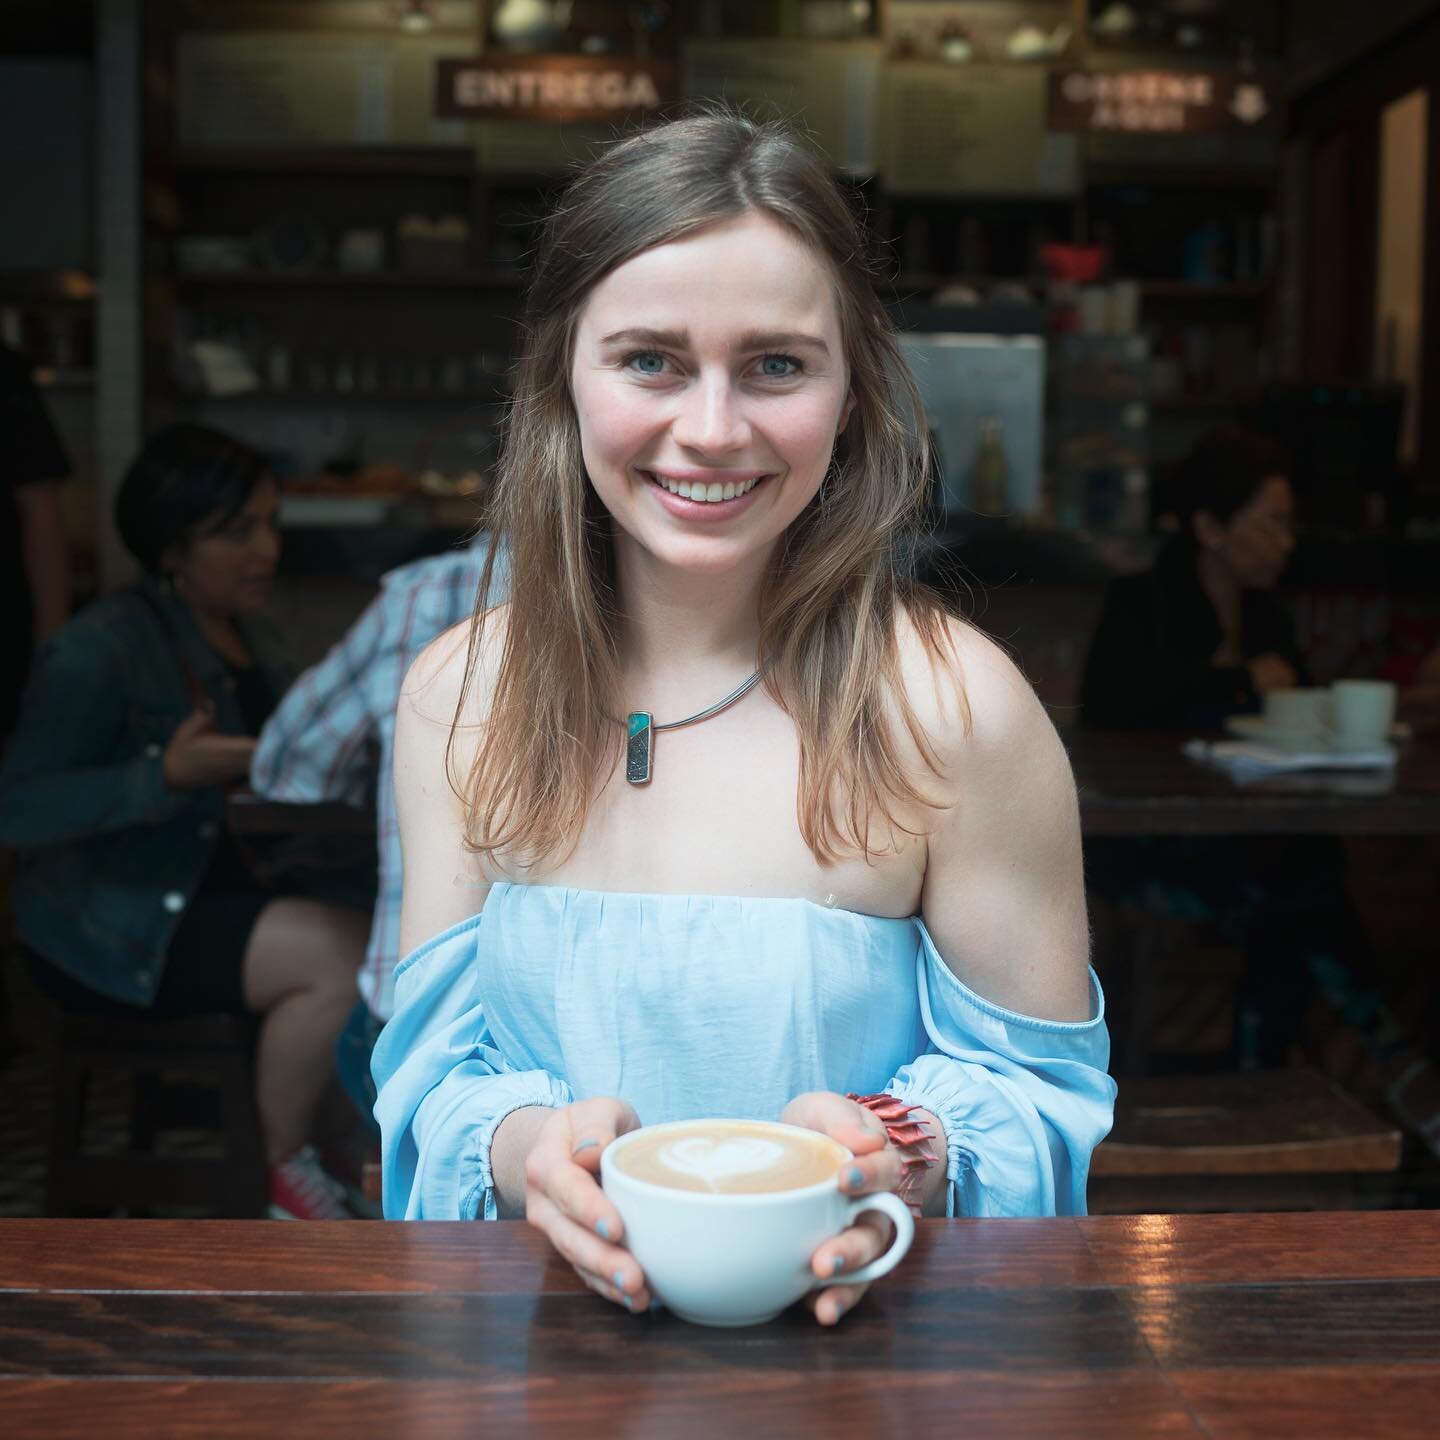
[
  {"left": 848, "top": 1166, "right": 864, "bottom": 1188},
  {"left": 831, "top": 1254, "right": 846, "bottom": 1275},
  {"left": 621, "top": 1293, "right": 634, "bottom": 1311},
  {"left": 612, "top": 1270, "right": 626, "bottom": 1293},
  {"left": 648, "top": 1298, "right": 663, "bottom": 1314},
  {"left": 572, "top": 1138, "right": 599, "bottom": 1156},
  {"left": 595, "top": 1218, "right": 610, "bottom": 1239}
]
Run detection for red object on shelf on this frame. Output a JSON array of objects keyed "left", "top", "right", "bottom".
[{"left": 1041, "top": 243, "right": 1109, "bottom": 284}]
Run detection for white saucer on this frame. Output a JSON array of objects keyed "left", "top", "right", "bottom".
[{"left": 1224, "top": 714, "right": 1406, "bottom": 754}]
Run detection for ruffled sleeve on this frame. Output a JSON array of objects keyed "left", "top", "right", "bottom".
[
  {"left": 884, "top": 919, "right": 1117, "bottom": 1217},
  {"left": 371, "top": 915, "right": 574, "bottom": 1220}
]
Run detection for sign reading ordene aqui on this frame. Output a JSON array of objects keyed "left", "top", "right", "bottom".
[
  {"left": 1047, "top": 70, "right": 1280, "bottom": 134},
  {"left": 436, "top": 55, "right": 675, "bottom": 123}
]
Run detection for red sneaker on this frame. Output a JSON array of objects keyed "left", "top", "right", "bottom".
[{"left": 267, "top": 1144, "right": 355, "bottom": 1220}]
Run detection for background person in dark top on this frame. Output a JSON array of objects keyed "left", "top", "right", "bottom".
[
  {"left": 0, "top": 343, "right": 71, "bottom": 742},
  {"left": 1080, "top": 426, "right": 1303, "bottom": 732},
  {"left": 0, "top": 425, "right": 369, "bottom": 1217},
  {"left": 1079, "top": 427, "right": 1440, "bottom": 1150}
]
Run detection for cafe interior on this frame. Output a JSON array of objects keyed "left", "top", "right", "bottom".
[{"left": 2, "top": 0, "right": 1440, "bottom": 1432}]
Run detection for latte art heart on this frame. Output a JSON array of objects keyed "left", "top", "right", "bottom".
[
  {"left": 660, "top": 1136, "right": 787, "bottom": 1187},
  {"left": 614, "top": 1120, "right": 846, "bottom": 1195}
]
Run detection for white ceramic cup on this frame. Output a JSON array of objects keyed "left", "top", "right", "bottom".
[
  {"left": 1329, "top": 679, "right": 1397, "bottom": 748},
  {"left": 600, "top": 1118, "right": 915, "bottom": 1328},
  {"left": 1262, "top": 686, "right": 1331, "bottom": 740}
]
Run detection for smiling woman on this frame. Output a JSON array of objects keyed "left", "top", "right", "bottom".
[{"left": 374, "top": 109, "right": 1116, "bottom": 1328}]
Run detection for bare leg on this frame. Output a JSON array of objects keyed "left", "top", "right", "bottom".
[{"left": 242, "top": 898, "right": 367, "bottom": 1165}]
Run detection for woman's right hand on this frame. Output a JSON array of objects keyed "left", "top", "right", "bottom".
[
  {"left": 1247, "top": 653, "right": 1299, "bottom": 694},
  {"left": 521, "top": 1097, "right": 652, "bottom": 1313},
  {"left": 161, "top": 705, "right": 257, "bottom": 790}
]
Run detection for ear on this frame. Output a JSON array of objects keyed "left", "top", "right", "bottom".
[
  {"left": 1191, "top": 510, "right": 1225, "bottom": 551},
  {"left": 837, "top": 391, "right": 857, "bottom": 435}
]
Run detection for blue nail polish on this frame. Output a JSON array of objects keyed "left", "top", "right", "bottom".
[
  {"left": 848, "top": 1166, "right": 864, "bottom": 1188},
  {"left": 831, "top": 1254, "right": 846, "bottom": 1275},
  {"left": 622, "top": 1293, "right": 634, "bottom": 1311},
  {"left": 572, "top": 1138, "right": 599, "bottom": 1155},
  {"left": 595, "top": 1218, "right": 610, "bottom": 1239},
  {"left": 613, "top": 1270, "right": 626, "bottom": 1292}
]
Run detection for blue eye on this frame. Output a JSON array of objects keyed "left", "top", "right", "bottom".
[
  {"left": 625, "top": 351, "right": 668, "bottom": 375},
  {"left": 759, "top": 354, "right": 802, "bottom": 378}
]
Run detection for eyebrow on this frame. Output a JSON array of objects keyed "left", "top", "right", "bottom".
[{"left": 596, "top": 326, "right": 832, "bottom": 356}]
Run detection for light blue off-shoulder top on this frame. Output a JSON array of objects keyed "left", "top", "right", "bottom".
[{"left": 371, "top": 882, "right": 1117, "bottom": 1222}]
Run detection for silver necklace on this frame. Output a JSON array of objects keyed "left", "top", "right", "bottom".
[{"left": 625, "top": 664, "right": 768, "bottom": 784}]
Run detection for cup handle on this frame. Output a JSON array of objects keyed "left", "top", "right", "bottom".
[{"left": 811, "top": 1191, "right": 915, "bottom": 1290}]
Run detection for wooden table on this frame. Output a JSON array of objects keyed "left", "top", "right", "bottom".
[
  {"left": 1068, "top": 731, "right": 1440, "bottom": 836},
  {"left": 4, "top": 1214, "right": 1439, "bottom": 1438}
]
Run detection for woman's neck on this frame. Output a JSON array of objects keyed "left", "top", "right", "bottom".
[
  {"left": 185, "top": 600, "right": 251, "bottom": 666},
  {"left": 613, "top": 542, "right": 767, "bottom": 706},
  {"left": 1196, "top": 550, "right": 1242, "bottom": 648}
]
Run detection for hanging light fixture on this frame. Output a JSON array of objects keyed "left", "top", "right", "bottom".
[{"left": 392, "top": 1, "right": 437, "bottom": 33}]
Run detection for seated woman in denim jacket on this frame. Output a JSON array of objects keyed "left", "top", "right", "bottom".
[
  {"left": 0, "top": 424, "right": 367, "bottom": 1220},
  {"left": 371, "top": 112, "right": 1116, "bottom": 1328}
]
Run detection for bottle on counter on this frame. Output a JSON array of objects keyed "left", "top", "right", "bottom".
[{"left": 968, "top": 413, "right": 1009, "bottom": 516}]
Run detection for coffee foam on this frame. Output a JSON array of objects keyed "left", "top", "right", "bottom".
[
  {"left": 613, "top": 1121, "right": 844, "bottom": 1195},
  {"left": 659, "top": 1134, "right": 787, "bottom": 1186}
]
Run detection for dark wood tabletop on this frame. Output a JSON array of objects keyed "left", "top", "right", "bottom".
[
  {"left": 4, "top": 1213, "right": 1439, "bottom": 1438},
  {"left": 1068, "top": 731, "right": 1440, "bottom": 836}
]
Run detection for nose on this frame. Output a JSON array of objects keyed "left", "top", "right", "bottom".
[{"left": 670, "top": 372, "right": 751, "bottom": 457}]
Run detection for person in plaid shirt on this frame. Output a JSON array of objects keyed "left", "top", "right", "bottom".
[{"left": 251, "top": 533, "right": 509, "bottom": 1122}]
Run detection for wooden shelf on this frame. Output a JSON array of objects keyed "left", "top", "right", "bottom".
[
  {"left": 158, "top": 147, "right": 475, "bottom": 176},
  {"left": 1085, "top": 166, "right": 1277, "bottom": 191},
  {"left": 172, "top": 269, "right": 527, "bottom": 290},
  {"left": 34, "top": 368, "right": 95, "bottom": 390},
  {"left": 1139, "top": 280, "right": 1268, "bottom": 300},
  {"left": 155, "top": 149, "right": 563, "bottom": 188},
  {"left": 1152, "top": 392, "right": 1259, "bottom": 412},
  {"left": 170, "top": 387, "right": 507, "bottom": 406},
  {"left": 0, "top": 269, "right": 96, "bottom": 301}
]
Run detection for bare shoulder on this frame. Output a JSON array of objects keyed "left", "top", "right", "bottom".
[
  {"left": 901, "top": 601, "right": 1091, "bottom": 1018},
  {"left": 893, "top": 600, "right": 1068, "bottom": 785},
  {"left": 397, "top": 603, "right": 511, "bottom": 784},
  {"left": 400, "top": 603, "right": 510, "bottom": 726}
]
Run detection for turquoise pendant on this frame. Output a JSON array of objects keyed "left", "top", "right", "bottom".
[{"left": 626, "top": 712, "right": 653, "bottom": 784}]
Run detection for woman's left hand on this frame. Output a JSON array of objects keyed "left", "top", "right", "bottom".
[{"left": 780, "top": 1090, "right": 905, "bottom": 1327}]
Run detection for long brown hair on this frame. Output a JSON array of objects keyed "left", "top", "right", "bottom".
[{"left": 454, "top": 108, "right": 968, "bottom": 871}]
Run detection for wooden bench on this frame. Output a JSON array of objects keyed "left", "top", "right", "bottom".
[{"left": 1089, "top": 1066, "right": 1402, "bottom": 1213}]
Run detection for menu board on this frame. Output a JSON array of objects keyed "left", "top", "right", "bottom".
[
  {"left": 176, "top": 32, "right": 472, "bottom": 148},
  {"left": 682, "top": 40, "right": 883, "bottom": 175},
  {"left": 879, "top": 62, "right": 1077, "bottom": 196},
  {"left": 470, "top": 118, "right": 618, "bottom": 175}
]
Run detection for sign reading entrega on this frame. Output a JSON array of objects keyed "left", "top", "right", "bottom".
[
  {"left": 1047, "top": 70, "right": 1280, "bottom": 134},
  {"left": 436, "top": 55, "right": 675, "bottom": 123}
]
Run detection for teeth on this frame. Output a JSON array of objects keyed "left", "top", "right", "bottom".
[{"left": 652, "top": 474, "right": 763, "bottom": 503}]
